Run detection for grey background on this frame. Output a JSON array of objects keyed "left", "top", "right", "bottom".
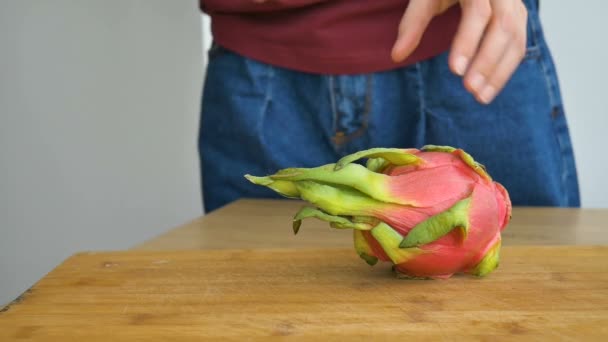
[
  {"left": 1, "top": 1, "right": 203, "bottom": 305},
  {"left": 1, "top": 1, "right": 606, "bottom": 305}
]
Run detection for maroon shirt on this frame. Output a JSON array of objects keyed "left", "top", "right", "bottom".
[{"left": 200, "top": 0, "right": 461, "bottom": 74}]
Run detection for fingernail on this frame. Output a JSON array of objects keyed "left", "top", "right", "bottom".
[
  {"left": 453, "top": 56, "right": 469, "bottom": 76},
  {"left": 479, "top": 84, "right": 496, "bottom": 104},
  {"left": 469, "top": 72, "right": 485, "bottom": 92}
]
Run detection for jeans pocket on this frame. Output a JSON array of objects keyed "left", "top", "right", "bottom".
[
  {"left": 549, "top": 105, "right": 581, "bottom": 206},
  {"left": 521, "top": 0, "right": 544, "bottom": 61}
]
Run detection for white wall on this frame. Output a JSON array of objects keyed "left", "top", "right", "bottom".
[
  {"left": 540, "top": 1, "right": 608, "bottom": 208},
  {"left": 0, "top": 1, "right": 203, "bottom": 304}
]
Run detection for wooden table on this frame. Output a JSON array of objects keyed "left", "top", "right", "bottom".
[{"left": 1, "top": 199, "right": 607, "bottom": 341}]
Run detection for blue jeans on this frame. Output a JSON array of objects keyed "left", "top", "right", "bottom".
[{"left": 199, "top": 0, "right": 579, "bottom": 212}]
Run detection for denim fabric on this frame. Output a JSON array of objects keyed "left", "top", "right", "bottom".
[{"left": 199, "top": 0, "right": 580, "bottom": 212}]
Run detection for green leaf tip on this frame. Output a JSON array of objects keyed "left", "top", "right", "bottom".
[
  {"left": 244, "top": 174, "right": 301, "bottom": 198},
  {"left": 421, "top": 145, "right": 456, "bottom": 153},
  {"left": 254, "top": 162, "right": 414, "bottom": 206},
  {"left": 399, "top": 197, "right": 472, "bottom": 248},
  {"left": 265, "top": 163, "right": 397, "bottom": 203},
  {"left": 291, "top": 176, "right": 404, "bottom": 217},
  {"left": 365, "top": 157, "right": 390, "bottom": 172},
  {"left": 470, "top": 239, "right": 501, "bottom": 277},
  {"left": 371, "top": 222, "right": 423, "bottom": 264},
  {"left": 335, "top": 147, "right": 421, "bottom": 171},
  {"left": 244, "top": 174, "right": 273, "bottom": 186},
  {"left": 359, "top": 253, "right": 378, "bottom": 266},
  {"left": 354, "top": 230, "right": 378, "bottom": 266},
  {"left": 292, "top": 219, "right": 302, "bottom": 235},
  {"left": 421, "top": 145, "right": 491, "bottom": 181},
  {"left": 293, "top": 206, "right": 373, "bottom": 231}
]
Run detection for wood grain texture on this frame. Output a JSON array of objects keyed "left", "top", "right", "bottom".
[
  {"left": 1, "top": 246, "right": 607, "bottom": 341},
  {"left": 135, "top": 199, "right": 608, "bottom": 250}
]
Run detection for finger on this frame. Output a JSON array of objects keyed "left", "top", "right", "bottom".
[
  {"left": 475, "top": 44, "right": 525, "bottom": 103},
  {"left": 449, "top": 0, "right": 492, "bottom": 76},
  {"left": 477, "top": 3, "right": 527, "bottom": 103},
  {"left": 464, "top": 0, "right": 522, "bottom": 99},
  {"left": 391, "top": 0, "right": 437, "bottom": 63}
]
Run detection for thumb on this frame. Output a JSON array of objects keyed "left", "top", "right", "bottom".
[{"left": 391, "top": 0, "right": 442, "bottom": 63}]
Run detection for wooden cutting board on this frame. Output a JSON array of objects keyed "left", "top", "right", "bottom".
[{"left": 1, "top": 246, "right": 607, "bottom": 341}]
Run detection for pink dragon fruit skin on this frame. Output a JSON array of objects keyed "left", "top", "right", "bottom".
[{"left": 245, "top": 145, "right": 512, "bottom": 279}]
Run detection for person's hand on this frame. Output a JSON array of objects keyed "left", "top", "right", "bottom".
[{"left": 392, "top": 0, "right": 528, "bottom": 104}]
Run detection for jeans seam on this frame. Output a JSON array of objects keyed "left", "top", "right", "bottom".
[
  {"left": 539, "top": 63, "right": 569, "bottom": 205},
  {"left": 328, "top": 76, "right": 338, "bottom": 134},
  {"left": 529, "top": 14, "right": 572, "bottom": 205},
  {"left": 255, "top": 64, "right": 274, "bottom": 160},
  {"left": 528, "top": 13, "right": 557, "bottom": 109},
  {"left": 414, "top": 63, "right": 427, "bottom": 147},
  {"left": 552, "top": 108, "right": 571, "bottom": 206}
]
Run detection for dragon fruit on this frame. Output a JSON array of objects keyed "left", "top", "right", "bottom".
[{"left": 245, "top": 145, "right": 511, "bottom": 279}]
